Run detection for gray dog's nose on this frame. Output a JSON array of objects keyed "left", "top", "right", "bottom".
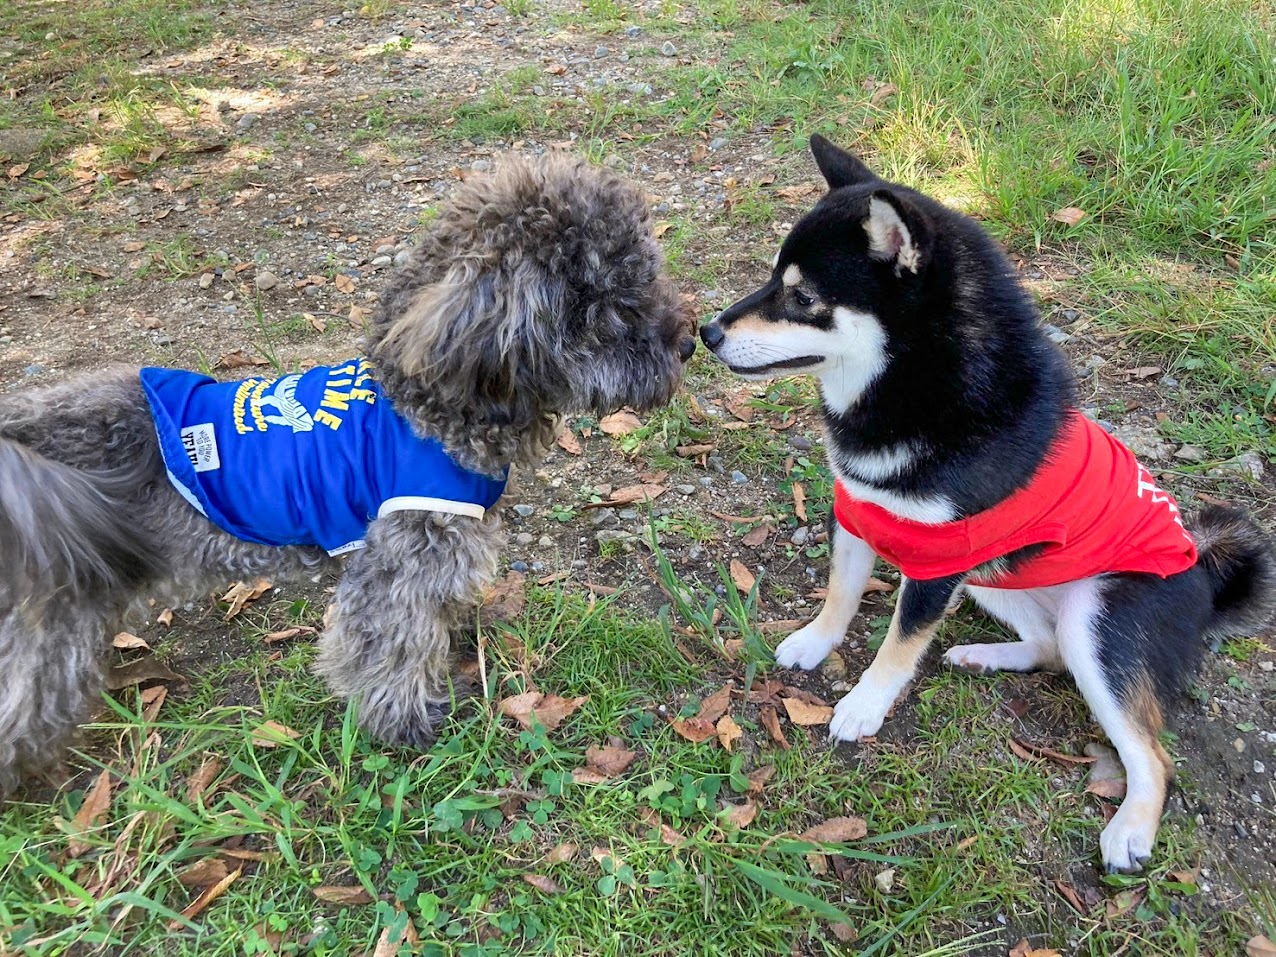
[{"left": 700, "top": 322, "right": 724, "bottom": 349}]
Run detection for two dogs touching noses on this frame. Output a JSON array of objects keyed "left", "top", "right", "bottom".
[{"left": 2, "top": 139, "right": 1272, "bottom": 878}]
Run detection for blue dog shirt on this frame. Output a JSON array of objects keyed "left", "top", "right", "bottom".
[{"left": 140, "top": 359, "right": 507, "bottom": 555}]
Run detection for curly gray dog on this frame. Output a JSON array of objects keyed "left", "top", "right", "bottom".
[{"left": 0, "top": 154, "right": 695, "bottom": 793}]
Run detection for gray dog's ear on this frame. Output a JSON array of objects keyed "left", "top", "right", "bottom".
[{"left": 375, "top": 262, "right": 559, "bottom": 424}]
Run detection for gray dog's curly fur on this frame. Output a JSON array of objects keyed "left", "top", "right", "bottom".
[{"left": 0, "top": 154, "right": 695, "bottom": 794}]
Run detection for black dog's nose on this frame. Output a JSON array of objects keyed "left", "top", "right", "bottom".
[
  {"left": 679, "top": 337, "right": 697, "bottom": 362},
  {"left": 700, "top": 321, "right": 724, "bottom": 350}
]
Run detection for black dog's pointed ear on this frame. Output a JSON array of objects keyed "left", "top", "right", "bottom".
[
  {"left": 809, "top": 134, "right": 877, "bottom": 190},
  {"left": 863, "top": 189, "right": 930, "bottom": 275}
]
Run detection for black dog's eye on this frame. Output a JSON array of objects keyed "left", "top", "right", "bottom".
[{"left": 794, "top": 289, "right": 814, "bottom": 307}]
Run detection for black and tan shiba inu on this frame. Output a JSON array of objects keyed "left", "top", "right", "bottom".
[{"left": 700, "top": 135, "right": 1275, "bottom": 873}]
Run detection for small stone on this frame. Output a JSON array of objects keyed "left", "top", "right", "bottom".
[
  {"left": 1233, "top": 737, "right": 1245, "bottom": 753},
  {"left": 874, "top": 868, "right": 895, "bottom": 894},
  {"left": 1110, "top": 424, "right": 1171, "bottom": 462},
  {"left": 1079, "top": 355, "right": 1107, "bottom": 377},
  {"left": 1043, "top": 323, "right": 1071, "bottom": 344},
  {"left": 1234, "top": 822, "right": 1249, "bottom": 839},
  {"left": 24, "top": 364, "right": 46, "bottom": 376},
  {"left": 698, "top": 477, "right": 713, "bottom": 488},
  {"left": 790, "top": 527, "right": 810, "bottom": 547},
  {"left": 538, "top": 535, "right": 553, "bottom": 548},
  {"left": 512, "top": 504, "right": 535, "bottom": 518},
  {"left": 510, "top": 560, "right": 529, "bottom": 572},
  {"left": 1159, "top": 375, "right": 1179, "bottom": 388},
  {"left": 1173, "top": 444, "right": 1207, "bottom": 463},
  {"left": 254, "top": 270, "right": 280, "bottom": 291},
  {"left": 709, "top": 136, "right": 729, "bottom": 151},
  {"left": 1254, "top": 760, "right": 1266, "bottom": 775},
  {"left": 821, "top": 651, "right": 846, "bottom": 681},
  {"left": 1213, "top": 451, "right": 1265, "bottom": 482},
  {"left": 471, "top": 159, "right": 492, "bottom": 172},
  {"left": 623, "top": 25, "right": 642, "bottom": 37},
  {"left": 1061, "top": 309, "right": 1080, "bottom": 323},
  {"left": 515, "top": 532, "right": 535, "bottom": 546},
  {"left": 730, "top": 470, "right": 748, "bottom": 485},
  {"left": 594, "top": 45, "right": 608, "bottom": 57},
  {"left": 375, "top": 244, "right": 396, "bottom": 256},
  {"left": 660, "top": 40, "right": 677, "bottom": 56},
  {"left": 591, "top": 508, "right": 619, "bottom": 528},
  {"left": 394, "top": 248, "right": 412, "bottom": 268},
  {"left": 371, "top": 255, "right": 392, "bottom": 267},
  {"left": 1259, "top": 660, "right": 1273, "bottom": 672},
  {"left": 788, "top": 435, "right": 813, "bottom": 451},
  {"left": 236, "top": 113, "right": 259, "bottom": 131},
  {"left": 198, "top": 272, "right": 215, "bottom": 289},
  {"left": 153, "top": 332, "right": 176, "bottom": 346},
  {"left": 676, "top": 484, "right": 696, "bottom": 495},
  {"left": 688, "top": 544, "right": 706, "bottom": 561},
  {"left": 304, "top": 122, "right": 317, "bottom": 133},
  {"left": 595, "top": 529, "right": 636, "bottom": 550},
  {"left": 1253, "top": 793, "right": 1263, "bottom": 804},
  {"left": 617, "top": 508, "right": 639, "bottom": 520}
]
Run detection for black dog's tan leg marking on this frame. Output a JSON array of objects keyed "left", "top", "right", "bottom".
[
  {"left": 828, "top": 573, "right": 963, "bottom": 741},
  {"left": 774, "top": 523, "right": 877, "bottom": 670},
  {"left": 1057, "top": 577, "right": 1173, "bottom": 872}
]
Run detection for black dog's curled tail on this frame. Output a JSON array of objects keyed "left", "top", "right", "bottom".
[
  {"left": 0, "top": 438, "right": 160, "bottom": 598},
  {"left": 1190, "top": 505, "right": 1276, "bottom": 641}
]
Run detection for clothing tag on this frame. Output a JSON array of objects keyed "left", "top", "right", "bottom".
[
  {"left": 180, "top": 423, "right": 221, "bottom": 473},
  {"left": 328, "top": 539, "right": 367, "bottom": 556}
]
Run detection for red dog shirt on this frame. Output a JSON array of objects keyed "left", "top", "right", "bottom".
[{"left": 833, "top": 413, "right": 1198, "bottom": 589}]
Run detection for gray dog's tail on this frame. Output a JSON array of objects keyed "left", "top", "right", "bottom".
[
  {"left": 0, "top": 438, "right": 160, "bottom": 596},
  {"left": 1190, "top": 505, "right": 1276, "bottom": 641}
]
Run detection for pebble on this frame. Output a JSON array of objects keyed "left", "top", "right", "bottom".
[
  {"left": 821, "top": 651, "right": 847, "bottom": 681},
  {"left": 1174, "top": 444, "right": 1207, "bottom": 463},
  {"left": 1234, "top": 737, "right": 1245, "bottom": 753},
  {"left": 538, "top": 535, "right": 553, "bottom": 548},
  {"left": 623, "top": 25, "right": 642, "bottom": 37},
  {"left": 371, "top": 255, "right": 392, "bottom": 267},
  {"left": 591, "top": 508, "right": 619, "bottom": 528},
  {"left": 1159, "top": 375, "right": 1179, "bottom": 388},
  {"left": 709, "top": 136, "right": 729, "bottom": 151},
  {"left": 198, "top": 272, "right": 214, "bottom": 289},
  {"left": 254, "top": 270, "right": 280, "bottom": 291},
  {"left": 1079, "top": 355, "right": 1107, "bottom": 377},
  {"left": 788, "top": 435, "right": 813, "bottom": 451},
  {"left": 596, "top": 529, "right": 636, "bottom": 549},
  {"left": 515, "top": 532, "right": 535, "bottom": 546},
  {"left": 1259, "top": 661, "right": 1273, "bottom": 672},
  {"left": 375, "top": 244, "right": 396, "bottom": 256},
  {"left": 1043, "top": 323, "right": 1071, "bottom": 344},
  {"left": 730, "top": 470, "right": 748, "bottom": 485},
  {"left": 153, "top": 332, "right": 176, "bottom": 346},
  {"left": 698, "top": 477, "right": 713, "bottom": 488},
  {"left": 1213, "top": 451, "right": 1264, "bottom": 482},
  {"left": 594, "top": 45, "right": 609, "bottom": 57},
  {"left": 471, "top": 159, "right": 492, "bottom": 172},
  {"left": 24, "top": 364, "right": 46, "bottom": 376},
  {"left": 394, "top": 248, "right": 412, "bottom": 268},
  {"left": 618, "top": 508, "right": 639, "bottom": 520},
  {"left": 1110, "top": 424, "right": 1171, "bottom": 462},
  {"left": 512, "top": 504, "right": 535, "bottom": 518},
  {"left": 791, "top": 527, "right": 810, "bottom": 546},
  {"left": 1255, "top": 760, "right": 1266, "bottom": 775},
  {"left": 1061, "top": 308, "right": 1080, "bottom": 323},
  {"left": 661, "top": 40, "right": 677, "bottom": 56},
  {"left": 236, "top": 113, "right": 259, "bottom": 131},
  {"left": 688, "top": 544, "right": 706, "bottom": 561},
  {"left": 676, "top": 484, "right": 696, "bottom": 495}
]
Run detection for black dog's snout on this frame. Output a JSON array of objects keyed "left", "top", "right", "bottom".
[{"left": 700, "top": 321, "right": 725, "bottom": 350}]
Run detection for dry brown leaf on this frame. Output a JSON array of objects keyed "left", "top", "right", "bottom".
[
  {"left": 304, "top": 312, "right": 327, "bottom": 334},
  {"left": 556, "top": 429, "right": 582, "bottom": 455},
  {"left": 313, "top": 885, "right": 373, "bottom": 905},
  {"left": 1050, "top": 206, "right": 1087, "bottom": 226},
  {"left": 670, "top": 715, "right": 717, "bottom": 744},
  {"left": 599, "top": 411, "right": 642, "bottom": 435},
  {"left": 216, "top": 350, "right": 269, "bottom": 370},
  {"left": 106, "top": 657, "right": 182, "bottom": 690},
  {"left": 869, "top": 82, "right": 898, "bottom": 106},
  {"left": 186, "top": 756, "right": 222, "bottom": 803},
  {"left": 522, "top": 874, "right": 564, "bottom": 894},
  {"left": 169, "top": 867, "right": 241, "bottom": 928},
  {"left": 792, "top": 482, "right": 807, "bottom": 522},
  {"left": 533, "top": 694, "right": 589, "bottom": 731},
  {"left": 1054, "top": 878, "right": 1092, "bottom": 915},
  {"left": 601, "top": 484, "right": 666, "bottom": 506},
  {"left": 141, "top": 684, "right": 167, "bottom": 722},
  {"left": 481, "top": 570, "right": 526, "bottom": 622},
  {"left": 730, "top": 560, "right": 756, "bottom": 594},
  {"left": 1167, "top": 866, "right": 1199, "bottom": 886},
  {"left": 757, "top": 618, "right": 811, "bottom": 635},
  {"left": 831, "top": 922, "right": 857, "bottom": 943},
  {"left": 590, "top": 846, "right": 625, "bottom": 867},
  {"left": 1084, "top": 741, "right": 1127, "bottom": 799},
  {"left": 7, "top": 163, "right": 31, "bottom": 179},
  {"left": 67, "top": 770, "right": 113, "bottom": 857},
  {"left": 782, "top": 697, "right": 833, "bottom": 726},
  {"left": 716, "top": 715, "right": 743, "bottom": 752},
  {"left": 776, "top": 182, "right": 821, "bottom": 202},
  {"left": 1010, "top": 939, "right": 1062, "bottom": 957},
  {"left": 348, "top": 304, "right": 371, "bottom": 329},
  {"left": 177, "top": 857, "right": 230, "bottom": 888},
  {"left": 1247, "top": 935, "right": 1276, "bottom": 957},
  {"left": 373, "top": 917, "right": 419, "bottom": 957},
  {"left": 746, "top": 765, "right": 775, "bottom": 794},
  {"left": 760, "top": 705, "right": 790, "bottom": 750},
  {"left": 499, "top": 691, "right": 544, "bottom": 729},
  {"left": 156, "top": 608, "right": 174, "bottom": 627},
  {"left": 724, "top": 802, "right": 757, "bottom": 828},
  {"left": 544, "top": 842, "right": 578, "bottom": 865},
  {"left": 1010, "top": 738, "right": 1097, "bottom": 767},
  {"left": 1125, "top": 365, "right": 1162, "bottom": 379},
  {"left": 571, "top": 768, "right": 612, "bottom": 785},
  {"left": 250, "top": 720, "right": 301, "bottom": 748},
  {"left": 583, "top": 745, "right": 637, "bottom": 778},
  {"left": 653, "top": 221, "right": 673, "bottom": 238},
  {"left": 334, "top": 273, "right": 356, "bottom": 293},
  {"left": 221, "top": 578, "right": 272, "bottom": 620},
  {"left": 863, "top": 576, "right": 895, "bottom": 593},
  {"left": 263, "top": 626, "right": 317, "bottom": 644},
  {"left": 742, "top": 523, "right": 773, "bottom": 548},
  {"left": 112, "top": 632, "right": 150, "bottom": 650},
  {"left": 800, "top": 816, "right": 867, "bottom": 843},
  {"left": 698, "top": 682, "right": 735, "bottom": 723},
  {"left": 675, "top": 443, "right": 715, "bottom": 458},
  {"left": 724, "top": 397, "right": 754, "bottom": 422}
]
